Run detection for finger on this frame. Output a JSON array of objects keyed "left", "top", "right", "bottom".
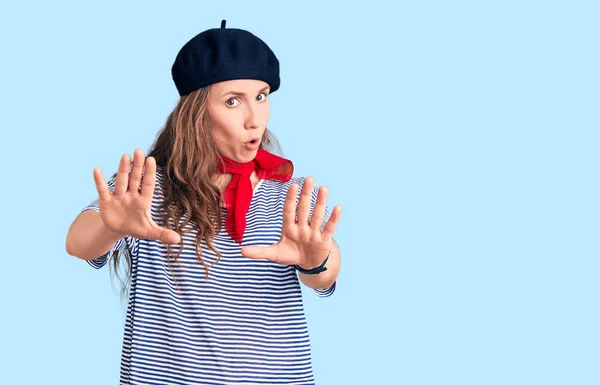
[
  {"left": 241, "top": 245, "right": 279, "bottom": 262},
  {"left": 310, "top": 185, "right": 328, "bottom": 234},
  {"left": 149, "top": 226, "right": 181, "bottom": 244},
  {"left": 297, "top": 177, "right": 314, "bottom": 227},
  {"left": 283, "top": 183, "right": 299, "bottom": 229},
  {"left": 162, "top": 230, "right": 182, "bottom": 244},
  {"left": 114, "top": 154, "right": 131, "bottom": 196},
  {"left": 321, "top": 205, "right": 342, "bottom": 243},
  {"left": 127, "top": 149, "right": 145, "bottom": 193},
  {"left": 93, "top": 167, "right": 111, "bottom": 203},
  {"left": 140, "top": 156, "right": 157, "bottom": 199},
  {"left": 242, "top": 244, "right": 298, "bottom": 265}
]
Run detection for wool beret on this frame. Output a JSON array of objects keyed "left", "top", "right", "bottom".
[{"left": 171, "top": 20, "right": 280, "bottom": 97}]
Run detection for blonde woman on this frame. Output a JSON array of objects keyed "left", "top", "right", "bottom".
[{"left": 66, "top": 20, "right": 342, "bottom": 385}]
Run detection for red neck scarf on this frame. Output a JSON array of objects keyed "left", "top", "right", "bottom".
[{"left": 218, "top": 148, "right": 293, "bottom": 244}]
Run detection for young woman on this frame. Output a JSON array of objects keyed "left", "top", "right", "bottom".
[{"left": 66, "top": 20, "right": 342, "bottom": 385}]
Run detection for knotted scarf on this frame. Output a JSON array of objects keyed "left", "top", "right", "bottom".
[{"left": 217, "top": 148, "right": 293, "bottom": 244}]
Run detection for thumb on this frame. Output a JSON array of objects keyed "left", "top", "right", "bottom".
[
  {"left": 149, "top": 226, "right": 181, "bottom": 244},
  {"left": 241, "top": 244, "right": 279, "bottom": 262}
]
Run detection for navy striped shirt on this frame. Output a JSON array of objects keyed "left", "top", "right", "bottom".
[{"left": 82, "top": 166, "right": 337, "bottom": 384}]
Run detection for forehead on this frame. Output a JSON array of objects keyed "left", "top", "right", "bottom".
[{"left": 210, "top": 79, "right": 270, "bottom": 95}]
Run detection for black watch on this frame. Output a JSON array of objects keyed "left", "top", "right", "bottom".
[{"left": 294, "top": 251, "right": 330, "bottom": 275}]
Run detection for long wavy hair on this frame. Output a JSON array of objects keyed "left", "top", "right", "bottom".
[{"left": 108, "top": 85, "right": 282, "bottom": 300}]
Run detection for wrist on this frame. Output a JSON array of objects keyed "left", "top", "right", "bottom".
[
  {"left": 298, "top": 250, "right": 330, "bottom": 270},
  {"left": 100, "top": 218, "right": 128, "bottom": 240},
  {"left": 295, "top": 250, "right": 330, "bottom": 275}
]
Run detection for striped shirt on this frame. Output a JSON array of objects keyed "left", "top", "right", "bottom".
[{"left": 82, "top": 165, "right": 337, "bottom": 384}]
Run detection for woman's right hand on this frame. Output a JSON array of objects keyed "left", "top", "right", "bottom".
[{"left": 93, "top": 149, "right": 182, "bottom": 244}]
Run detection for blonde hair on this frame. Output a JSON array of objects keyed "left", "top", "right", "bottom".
[{"left": 109, "top": 85, "right": 282, "bottom": 298}]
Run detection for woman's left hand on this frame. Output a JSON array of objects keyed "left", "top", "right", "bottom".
[{"left": 241, "top": 177, "right": 342, "bottom": 268}]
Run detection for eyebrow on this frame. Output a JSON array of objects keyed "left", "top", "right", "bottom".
[{"left": 221, "top": 86, "right": 270, "bottom": 98}]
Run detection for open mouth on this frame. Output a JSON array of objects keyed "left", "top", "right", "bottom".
[{"left": 243, "top": 138, "right": 261, "bottom": 150}]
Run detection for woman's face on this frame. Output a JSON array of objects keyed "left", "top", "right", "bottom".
[{"left": 206, "top": 79, "right": 271, "bottom": 163}]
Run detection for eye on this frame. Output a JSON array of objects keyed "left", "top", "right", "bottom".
[
  {"left": 256, "top": 92, "right": 268, "bottom": 102},
  {"left": 226, "top": 98, "right": 239, "bottom": 107}
]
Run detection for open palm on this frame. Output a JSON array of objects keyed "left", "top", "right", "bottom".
[
  {"left": 241, "top": 177, "right": 341, "bottom": 269},
  {"left": 94, "top": 149, "right": 181, "bottom": 245}
]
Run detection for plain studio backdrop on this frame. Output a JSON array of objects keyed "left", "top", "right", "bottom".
[{"left": 1, "top": 1, "right": 598, "bottom": 384}]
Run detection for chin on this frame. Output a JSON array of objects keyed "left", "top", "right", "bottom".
[{"left": 234, "top": 152, "right": 257, "bottom": 164}]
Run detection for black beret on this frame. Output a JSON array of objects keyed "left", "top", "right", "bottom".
[{"left": 171, "top": 20, "right": 280, "bottom": 97}]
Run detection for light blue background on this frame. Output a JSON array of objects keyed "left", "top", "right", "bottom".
[{"left": 1, "top": 1, "right": 598, "bottom": 384}]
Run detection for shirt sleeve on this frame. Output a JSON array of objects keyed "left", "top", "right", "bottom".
[
  {"left": 80, "top": 173, "right": 139, "bottom": 269},
  {"left": 297, "top": 177, "right": 339, "bottom": 298}
]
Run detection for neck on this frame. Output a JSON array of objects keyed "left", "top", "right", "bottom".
[{"left": 213, "top": 170, "right": 259, "bottom": 193}]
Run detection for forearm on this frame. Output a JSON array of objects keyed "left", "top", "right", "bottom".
[
  {"left": 65, "top": 210, "right": 126, "bottom": 260},
  {"left": 298, "top": 242, "right": 340, "bottom": 290}
]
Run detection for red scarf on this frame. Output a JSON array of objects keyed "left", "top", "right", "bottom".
[{"left": 218, "top": 148, "right": 293, "bottom": 244}]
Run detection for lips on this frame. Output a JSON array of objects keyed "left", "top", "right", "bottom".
[{"left": 243, "top": 138, "right": 261, "bottom": 150}]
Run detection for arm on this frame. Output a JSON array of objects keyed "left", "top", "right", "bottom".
[
  {"left": 65, "top": 210, "right": 127, "bottom": 260},
  {"left": 297, "top": 241, "right": 340, "bottom": 290}
]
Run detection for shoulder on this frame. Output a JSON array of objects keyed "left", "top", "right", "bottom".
[
  {"left": 147, "top": 165, "right": 168, "bottom": 202},
  {"left": 261, "top": 175, "right": 308, "bottom": 190},
  {"left": 260, "top": 175, "right": 319, "bottom": 201},
  {"left": 154, "top": 165, "right": 169, "bottom": 190},
  {"left": 155, "top": 164, "right": 166, "bottom": 178}
]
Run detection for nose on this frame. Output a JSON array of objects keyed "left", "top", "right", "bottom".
[{"left": 244, "top": 104, "right": 259, "bottom": 130}]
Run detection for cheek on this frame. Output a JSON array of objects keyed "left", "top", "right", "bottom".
[
  {"left": 210, "top": 110, "right": 236, "bottom": 139},
  {"left": 212, "top": 125, "right": 233, "bottom": 143},
  {"left": 260, "top": 103, "right": 271, "bottom": 121}
]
